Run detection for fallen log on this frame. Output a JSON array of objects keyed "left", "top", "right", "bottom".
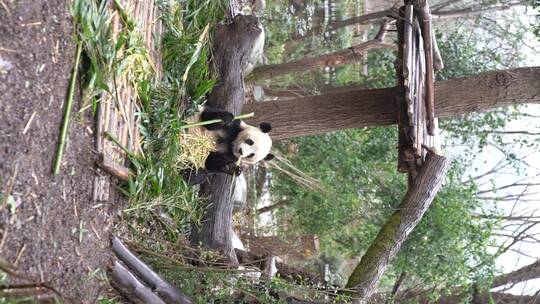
[
  {"left": 110, "top": 261, "right": 167, "bottom": 304},
  {"left": 112, "top": 237, "right": 193, "bottom": 304},
  {"left": 189, "top": 14, "right": 263, "bottom": 264}
]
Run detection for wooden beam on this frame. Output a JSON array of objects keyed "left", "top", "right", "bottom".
[
  {"left": 345, "top": 151, "right": 451, "bottom": 301},
  {"left": 245, "top": 67, "right": 540, "bottom": 140},
  {"left": 416, "top": 0, "right": 436, "bottom": 135}
]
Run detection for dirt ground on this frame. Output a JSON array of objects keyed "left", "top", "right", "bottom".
[{"left": 1, "top": 0, "right": 122, "bottom": 302}]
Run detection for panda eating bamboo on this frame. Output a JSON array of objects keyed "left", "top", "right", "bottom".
[{"left": 185, "top": 105, "right": 274, "bottom": 179}]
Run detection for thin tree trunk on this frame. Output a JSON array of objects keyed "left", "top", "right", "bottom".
[
  {"left": 286, "top": 1, "right": 527, "bottom": 42},
  {"left": 251, "top": 20, "right": 391, "bottom": 81},
  {"left": 345, "top": 151, "right": 451, "bottom": 302},
  {"left": 288, "top": 7, "right": 396, "bottom": 42},
  {"left": 421, "top": 291, "right": 540, "bottom": 304},
  {"left": 244, "top": 67, "right": 540, "bottom": 140},
  {"left": 385, "top": 260, "right": 540, "bottom": 303},
  {"left": 257, "top": 200, "right": 289, "bottom": 214},
  {"left": 492, "top": 259, "right": 540, "bottom": 288}
]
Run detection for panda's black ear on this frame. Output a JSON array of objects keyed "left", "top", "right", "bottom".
[
  {"left": 259, "top": 122, "right": 272, "bottom": 133},
  {"left": 264, "top": 153, "right": 275, "bottom": 161}
]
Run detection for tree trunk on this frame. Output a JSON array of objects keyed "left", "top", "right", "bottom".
[
  {"left": 257, "top": 200, "right": 289, "bottom": 214},
  {"left": 189, "top": 15, "right": 263, "bottom": 264},
  {"left": 251, "top": 21, "right": 390, "bottom": 81},
  {"left": 244, "top": 67, "right": 540, "bottom": 140},
  {"left": 345, "top": 151, "right": 451, "bottom": 302}
]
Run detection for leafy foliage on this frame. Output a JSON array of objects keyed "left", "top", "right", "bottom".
[{"left": 265, "top": 8, "right": 540, "bottom": 291}]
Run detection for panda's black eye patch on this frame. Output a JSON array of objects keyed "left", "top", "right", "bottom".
[
  {"left": 248, "top": 153, "right": 255, "bottom": 158},
  {"left": 245, "top": 139, "right": 254, "bottom": 145}
]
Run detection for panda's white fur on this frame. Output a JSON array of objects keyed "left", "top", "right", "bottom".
[{"left": 185, "top": 105, "right": 273, "bottom": 170}]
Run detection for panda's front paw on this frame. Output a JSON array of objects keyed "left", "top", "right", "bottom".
[{"left": 221, "top": 112, "right": 234, "bottom": 125}]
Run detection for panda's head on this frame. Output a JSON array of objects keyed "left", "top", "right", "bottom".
[{"left": 233, "top": 121, "right": 274, "bottom": 165}]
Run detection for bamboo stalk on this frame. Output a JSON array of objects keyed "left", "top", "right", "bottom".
[
  {"left": 53, "top": 42, "right": 83, "bottom": 175},
  {"left": 104, "top": 131, "right": 137, "bottom": 159},
  {"left": 180, "top": 112, "right": 255, "bottom": 129}
]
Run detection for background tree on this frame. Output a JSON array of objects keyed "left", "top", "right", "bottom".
[{"left": 249, "top": 4, "right": 540, "bottom": 300}]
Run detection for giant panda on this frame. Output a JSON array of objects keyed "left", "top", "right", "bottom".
[{"left": 185, "top": 105, "right": 274, "bottom": 180}]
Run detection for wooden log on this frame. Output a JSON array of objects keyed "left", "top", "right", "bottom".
[
  {"left": 110, "top": 261, "right": 167, "bottom": 304},
  {"left": 396, "top": 6, "right": 413, "bottom": 175},
  {"left": 345, "top": 151, "right": 451, "bottom": 301},
  {"left": 97, "top": 153, "right": 134, "bottom": 182},
  {"left": 112, "top": 237, "right": 194, "bottom": 304},
  {"left": 190, "top": 15, "right": 263, "bottom": 264},
  {"left": 244, "top": 66, "right": 540, "bottom": 140},
  {"left": 415, "top": 0, "right": 435, "bottom": 135}
]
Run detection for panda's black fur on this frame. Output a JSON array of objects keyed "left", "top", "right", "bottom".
[{"left": 199, "top": 107, "right": 242, "bottom": 174}]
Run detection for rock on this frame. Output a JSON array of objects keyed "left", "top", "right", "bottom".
[
  {"left": 232, "top": 173, "right": 247, "bottom": 212},
  {"left": 231, "top": 229, "right": 245, "bottom": 250}
]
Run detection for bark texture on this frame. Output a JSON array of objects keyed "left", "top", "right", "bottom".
[
  {"left": 345, "top": 151, "right": 451, "bottom": 301},
  {"left": 190, "top": 15, "right": 263, "bottom": 263},
  {"left": 245, "top": 67, "right": 540, "bottom": 140}
]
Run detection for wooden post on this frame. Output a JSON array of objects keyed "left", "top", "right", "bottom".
[
  {"left": 415, "top": 0, "right": 436, "bottom": 135},
  {"left": 345, "top": 151, "right": 451, "bottom": 301}
]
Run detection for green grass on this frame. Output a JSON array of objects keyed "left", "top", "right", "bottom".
[{"left": 71, "top": 0, "right": 229, "bottom": 241}]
